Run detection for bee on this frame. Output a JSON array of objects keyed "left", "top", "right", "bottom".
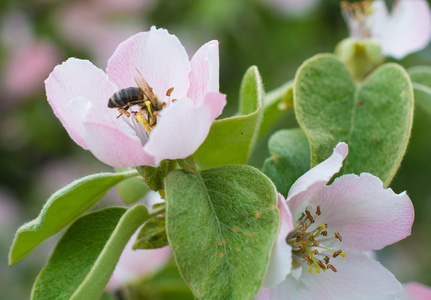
[{"left": 108, "top": 69, "right": 172, "bottom": 128}]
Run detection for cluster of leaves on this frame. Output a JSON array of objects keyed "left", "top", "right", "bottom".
[{"left": 9, "top": 39, "right": 431, "bottom": 299}]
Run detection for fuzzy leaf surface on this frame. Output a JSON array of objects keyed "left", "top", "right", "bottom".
[
  {"left": 32, "top": 205, "right": 149, "bottom": 300},
  {"left": 263, "top": 128, "right": 310, "bottom": 196},
  {"left": 9, "top": 170, "right": 138, "bottom": 265},
  {"left": 134, "top": 216, "right": 168, "bottom": 250},
  {"left": 165, "top": 165, "right": 279, "bottom": 299},
  {"left": 294, "top": 54, "right": 413, "bottom": 185},
  {"left": 194, "top": 66, "right": 264, "bottom": 168}
]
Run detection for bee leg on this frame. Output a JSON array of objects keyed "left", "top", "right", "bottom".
[
  {"left": 117, "top": 108, "right": 131, "bottom": 118},
  {"left": 136, "top": 109, "right": 146, "bottom": 115}
]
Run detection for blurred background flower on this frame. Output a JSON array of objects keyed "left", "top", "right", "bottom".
[{"left": 1, "top": 0, "right": 431, "bottom": 299}]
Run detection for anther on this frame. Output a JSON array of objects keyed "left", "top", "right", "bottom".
[
  {"left": 317, "top": 261, "right": 326, "bottom": 270},
  {"left": 302, "top": 223, "right": 307, "bottom": 231},
  {"left": 303, "top": 255, "right": 313, "bottom": 264},
  {"left": 295, "top": 235, "right": 303, "bottom": 243},
  {"left": 333, "top": 250, "right": 343, "bottom": 258},
  {"left": 312, "top": 250, "right": 319, "bottom": 255},
  {"left": 316, "top": 206, "right": 321, "bottom": 216},
  {"left": 335, "top": 232, "right": 342, "bottom": 242},
  {"left": 308, "top": 215, "right": 315, "bottom": 223},
  {"left": 299, "top": 244, "right": 305, "bottom": 253},
  {"left": 327, "top": 264, "right": 337, "bottom": 272},
  {"left": 321, "top": 230, "right": 328, "bottom": 236},
  {"left": 324, "top": 256, "right": 330, "bottom": 264},
  {"left": 313, "top": 241, "right": 320, "bottom": 247},
  {"left": 305, "top": 209, "right": 312, "bottom": 219},
  {"left": 308, "top": 233, "right": 315, "bottom": 241},
  {"left": 166, "top": 87, "right": 174, "bottom": 97}
]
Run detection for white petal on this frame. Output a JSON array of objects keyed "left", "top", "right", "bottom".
[
  {"left": 263, "top": 194, "right": 294, "bottom": 288},
  {"left": 286, "top": 142, "right": 348, "bottom": 221}
]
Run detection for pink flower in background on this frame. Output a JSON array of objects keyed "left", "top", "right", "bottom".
[
  {"left": 257, "top": 143, "right": 414, "bottom": 300},
  {"left": 398, "top": 283, "right": 431, "bottom": 300},
  {"left": 106, "top": 234, "right": 171, "bottom": 291},
  {"left": 106, "top": 191, "right": 171, "bottom": 291},
  {"left": 57, "top": 0, "right": 153, "bottom": 67},
  {"left": 45, "top": 27, "right": 226, "bottom": 168},
  {"left": 1, "top": 12, "right": 61, "bottom": 104},
  {"left": 342, "top": 0, "right": 431, "bottom": 59}
]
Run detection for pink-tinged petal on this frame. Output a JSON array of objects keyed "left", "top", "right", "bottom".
[
  {"left": 403, "top": 282, "right": 431, "bottom": 300},
  {"left": 371, "top": 0, "right": 431, "bottom": 59},
  {"left": 82, "top": 121, "right": 155, "bottom": 167},
  {"left": 286, "top": 142, "right": 348, "bottom": 221},
  {"left": 45, "top": 58, "right": 118, "bottom": 149},
  {"left": 297, "top": 252, "right": 401, "bottom": 300},
  {"left": 106, "top": 232, "right": 171, "bottom": 291},
  {"left": 256, "top": 274, "right": 306, "bottom": 300},
  {"left": 187, "top": 40, "right": 220, "bottom": 105},
  {"left": 144, "top": 92, "right": 226, "bottom": 164},
  {"left": 107, "top": 27, "right": 191, "bottom": 102},
  {"left": 263, "top": 194, "right": 294, "bottom": 288},
  {"left": 308, "top": 173, "right": 414, "bottom": 251}
]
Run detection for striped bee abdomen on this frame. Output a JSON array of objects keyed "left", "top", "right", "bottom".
[{"left": 108, "top": 87, "right": 144, "bottom": 108}]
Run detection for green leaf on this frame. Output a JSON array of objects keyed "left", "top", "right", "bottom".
[
  {"left": 258, "top": 81, "right": 294, "bottom": 140},
  {"left": 294, "top": 54, "right": 413, "bottom": 186},
  {"left": 9, "top": 170, "right": 139, "bottom": 265},
  {"left": 177, "top": 156, "right": 197, "bottom": 174},
  {"left": 133, "top": 215, "right": 168, "bottom": 250},
  {"left": 263, "top": 128, "right": 310, "bottom": 196},
  {"left": 137, "top": 160, "right": 172, "bottom": 191},
  {"left": 194, "top": 66, "right": 264, "bottom": 168},
  {"left": 408, "top": 66, "right": 431, "bottom": 116},
  {"left": 117, "top": 176, "right": 150, "bottom": 204},
  {"left": 408, "top": 66, "right": 431, "bottom": 87},
  {"left": 165, "top": 165, "right": 279, "bottom": 299},
  {"left": 32, "top": 205, "right": 149, "bottom": 300}
]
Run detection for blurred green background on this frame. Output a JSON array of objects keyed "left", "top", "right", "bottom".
[{"left": 1, "top": 0, "right": 430, "bottom": 299}]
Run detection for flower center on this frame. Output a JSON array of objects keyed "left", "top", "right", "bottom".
[
  {"left": 118, "top": 86, "right": 175, "bottom": 145},
  {"left": 287, "top": 205, "right": 345, "bottom": 274},
  {"left": 341, "top": 1, "right": 374, "bottom": 39}
]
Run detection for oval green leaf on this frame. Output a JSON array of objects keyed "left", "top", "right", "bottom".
[
  {"left": 194, "top": 66, "right": 264, "bottom": 168},
  {"left": 165, "top": 165, "right": 279, "bottom": 299},
  {"left": 9, "top": 170, "right": 138, "bottom": 265},
  {"left": 32, "top": 205, "right": 149, "bottom": 300},
  {"left": 263, "top": 128, "right": 310, "bottom": 196},
  {"left": 294, "top": 54, "right": 413, "bottom": 186}
]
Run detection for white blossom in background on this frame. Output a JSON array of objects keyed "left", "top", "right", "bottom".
[{"left": 342, "top": 0, "right": 431, "bottom": 59}]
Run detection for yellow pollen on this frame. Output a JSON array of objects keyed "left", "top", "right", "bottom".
[{"left": 137, "top": 115, "right": 152, "bottom": 132}]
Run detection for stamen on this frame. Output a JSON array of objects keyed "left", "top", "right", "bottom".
[
  {"left": 327, "top": 264, "right": 337, "bottom": 272},
  {"left": 316, "top": 206, "right": 321, "bottom": 216},
  {"left": 302, "top": 223, "right": 307, "bottom": 231},
  {"left": 335, "top": 232, "right": 343, "bottom": 242},
  {"left": 321, "top": 230, "right": 328, "bottom": 236},
  {"left": 299, "top": 244, "right": 305, "bottom": 253},
  {"left": 324, "top": 256, "right": 330, "bottom": 264},
  {"left": 312, "top": 250, "right": 319, "bottom": 255},
  {"left": 333, "top": 250, "right": 343, "bottom": 258},
  {"left": 317, "top": 261, "right": 327, "bottom": 270},
  {"left": 303, "top": 255, "right": 313, "bottom": 264}
]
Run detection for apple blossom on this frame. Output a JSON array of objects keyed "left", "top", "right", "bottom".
[
  {"left": 45, "top": 27, "right": 226, "bottom": 168},
  {"left": 341, "top": 0, "right": 431, "bottom": 59},
  {"left": 257, "top": 143, "right": 414, "bottom": 300}
]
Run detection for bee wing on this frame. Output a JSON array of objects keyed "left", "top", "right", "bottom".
[{"left": 134, "top": 68, "right": 157, "bottom": 106}]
